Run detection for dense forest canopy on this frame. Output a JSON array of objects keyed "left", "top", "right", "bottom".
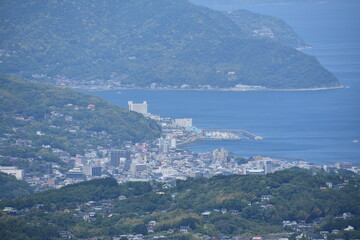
[
  {"left": 0, "top": 168, "right": 359, "bottom": 239},
  {"left": 0, "top": 0, "right": 339, "bottom": 88}
]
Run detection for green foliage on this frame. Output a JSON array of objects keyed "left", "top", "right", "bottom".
[
  {"left": 0, "top": 213, "right": 59, "bottom": 240},
  {"left": 0, "top": 177, "right": 120, "bottom": 210},
  {"left": 0, "top": 0, "right": 339, "bottom": 88},
  {"left": 224, "top": 9, "right": 306, "bottom": 48},
  {"left": 1, "top": 169, "right": 359, "bottom": 238},
  {"left": 173, "top": 168, "right": 360, "bottom": 223},
  {"left": 0, "top": 172, "right": 34, "bottom": 199},
  {"left": 0, "top": 75, "right": 160, "bottom": 162}
]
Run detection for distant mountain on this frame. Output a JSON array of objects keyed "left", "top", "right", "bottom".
[
  {"left": 0, "top": 75, "right": 160, "bottom": 160},
  {"left": 224, "top": 9, "right": 306, "bottom": 48},
  {"left": 190, "top": 0, "right": 336, "bottom": 7},
  {"left": 0, "top": 0, "right": 339, "bottom": 89}
]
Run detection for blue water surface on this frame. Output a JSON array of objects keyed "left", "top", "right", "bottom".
[{"left": 83, "top": 1, "right": 360, "bottom": 166}]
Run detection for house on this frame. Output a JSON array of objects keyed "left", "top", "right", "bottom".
[
  {"left": 261, "top": 195, "right": 273, "bottom": 201},
  {"left": 148, "top": 220, "right": 157, "bottom": 227},
  {"left": 133, "top": 234, "right": 144, "bottom": 240},
  {"left": 343, "top": 212, "right": 352, "bottom": 219},
  {"left": 344, "top": 225, "right": 354, "bottom": 231},
  {"left": 2, "top": 207, "right": 17, "bottom": 215},
  {"left": 87, "top": 104, "right": 96, "bottom": 110},
  {"left": 202, "top": 211, "right": 212, "bottom": 217},
  {"left": 320, "top": 231, "right": 329, "bottom": 235},
  {"left": 179, "top": 225, "right": 190, "bottom": 233},
  {"left": 119, "top": 195, "right": 127, "bottom": 200}
]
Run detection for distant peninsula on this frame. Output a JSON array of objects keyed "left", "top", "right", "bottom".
[
  {"left": 0, "top": 0, "right": 340, "bottom": 89},
  {"left": 190, "top": 0, "right": 342, "bottom": 7}
]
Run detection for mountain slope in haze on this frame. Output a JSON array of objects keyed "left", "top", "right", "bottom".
[
  {"left": 190, "top": 0, "right": 332, "bottom": 7},
  {"left": 224, "top": 9, "right": 306, "bottom": 48},
  {"left": 0, "top": 75, "right": 160, "bottom": 160},
  {"left": 0, "top": 0, "right": 339, "bottom": 89}
]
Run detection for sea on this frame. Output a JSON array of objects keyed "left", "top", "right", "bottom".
[{"left": 83, "top": 1, "right": 360, "bottom": 166}]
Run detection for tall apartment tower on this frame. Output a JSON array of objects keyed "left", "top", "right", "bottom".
[
  {"left": 110, "top": 149, "right": 121, "bottom": 167},
  {"left": 128, "top": 101, "right": 148, "bottom": 114},
  {"left": 212, "top": 148, "right": 229, "bottom": 162},
  {"left": 123, "top": 158, "right": 132, "bottom": 171},
  {"left": 110, "top": 149, "right": 131, "bottom": 167}
]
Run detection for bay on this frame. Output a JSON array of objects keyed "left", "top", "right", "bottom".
[{"left": 83, "top": 1, "right": 360, "bottom": 166}]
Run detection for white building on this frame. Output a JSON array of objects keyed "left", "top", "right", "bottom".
[
  {"left": 212, "top": 148, "right": 229, "bottom": 162},
  {"left": 130, "top": 163, "right": 147, "bottom": 173},
  {"left": 158, "top": 137, "right": 176, "bottom": 153},
  {"left": 128, "top": 101, "right": 148, "bottom": 114},
  {"left": 0, "top": 166, "right": 24, "bottom": 180},
  {"left": 174, "top": 118, "right": 192, "bottom": 128}
]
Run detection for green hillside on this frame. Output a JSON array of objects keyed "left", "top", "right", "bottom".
[
  {"left": 1, "top": 168, "right": 359, "bottom": 239},
  {"left": 0, "top": 172, "right": 33, "bottom": 199},
  {"left": 224, "top": 9, "right": 306, "bottom": 48},
  {"left": 0, "top": 75, "right": 160, "bottom": 162},
  {"left": 190, "top": 0, "right": 331, "bottom": 6},
  {"left": 0, "top": 0, "right": 339, "bottom": 89}
]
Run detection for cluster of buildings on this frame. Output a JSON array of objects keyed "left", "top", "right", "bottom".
[
  {"left": 253, "top": 28, "right": 275, "bottom": 39},
  {"left": 47, "top": 102, "right": 358, "bottom": 188},
  {"left": 1, "top": 101, "right": 359, "bottom": 192},
  {"left": 1, "top": 100, "right": 359, "bottom": 240},
  {"left": 47, "top": 72, "right": 266, "bottom": 92}
]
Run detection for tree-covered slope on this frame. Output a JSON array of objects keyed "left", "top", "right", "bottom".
[
  {"left": 1, "top": 169, "right": 359, "bottom": 239},
  {"left": 0, "top": 172, "right": 33, "bottom": 199},
  {"left": 224, "top": 9, "right": 306, "bottom": 48},
  {"left": 190, "top": 0, "right": 331, "bottom": 7},
  {"left": 0, "top": 0, "right": 339, "bottom": 89},
  {"left": 0, "top": 75, "right": 160, "bottom": 159}
]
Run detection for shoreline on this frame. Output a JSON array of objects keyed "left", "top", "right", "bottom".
[{"left": 73, "top": 85, "right": 347, "bottom": 92}]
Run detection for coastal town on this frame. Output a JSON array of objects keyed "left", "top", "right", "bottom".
[
  {"left": 1, "top": 96, "right": 357, "bottom": 240},
  {"left": 1, "top": 100, "right": 358, "bottom": 194},
  {"left": 1, "top": 99, "right": 357, "bottom": 240}
]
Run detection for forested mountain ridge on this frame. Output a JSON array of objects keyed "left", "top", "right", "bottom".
[
  {"left": 224, "top": 9, "right": 306, "bottom": 48},
  {"left": 190, "top": 0, "right": 335, "bottom": 6},
  {"left": 0, "top": 0, "right": 339, "bottom": 89},
  {"left": 0, "top": 168, "right": 359, "bottom": 239},
  {"left": 0, "top": 75, "right": 160, "bottom": 164}
]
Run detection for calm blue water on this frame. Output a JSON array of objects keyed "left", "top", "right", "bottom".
[{"left": 82, "top": 2, "right": 360, "bottom": 166}]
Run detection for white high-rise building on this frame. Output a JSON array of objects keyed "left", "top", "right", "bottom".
[
  {"left": 128, "top": 101, "right": 148, "bottom": 114},
  {"left": 264, "top": 161, "right": 273, "bottom": 174},
  {"left": 212, "top": 148, "right": 229, "bottom": 162}
]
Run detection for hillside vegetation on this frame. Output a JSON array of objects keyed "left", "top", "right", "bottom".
[
  {"left": 0, "top": 75, "right": 160, "bottom": 163},
  {"left": 0, "top": 0, "right": 339, "bottom": 89},
  {"left": 224, "top": 9, "right": 306, "bottom": 48},
  {"left": 0, "top": 172, "right": 33, "bottom": 199},
  {"left": 0, "top": 168, "right": 359, "bottom": 239}
]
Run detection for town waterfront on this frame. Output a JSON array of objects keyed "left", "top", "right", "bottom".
[{"left": 85, "top": 1, "right": 360, "bottom": 166}]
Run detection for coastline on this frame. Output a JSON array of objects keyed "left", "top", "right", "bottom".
[{"left": 73, "top": 85, "right": 347, "bottom": 92}]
